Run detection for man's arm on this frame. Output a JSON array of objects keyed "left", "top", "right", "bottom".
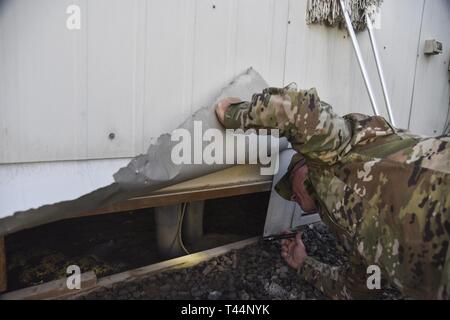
[
  {"left": 303, "top": 256, "right": 386, "bottom": 300},
  {"left": 220, "top": 87, "right": 322, "bottom": 140},
  {"left": 282, "top": 233, "right": 381, "bottom": 300},
  {"left": 216, "top": 87, "right": 352, "bottom": 165},
  {"left": 301, "top": 256, "right": 353, "bottom": 299}
]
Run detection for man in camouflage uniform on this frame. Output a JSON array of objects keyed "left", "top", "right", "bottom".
[{"left": 215, "top": 86, "right": 450, "bottom": 300}]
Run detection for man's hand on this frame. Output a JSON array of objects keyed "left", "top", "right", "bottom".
[
  {"left": 281, "top": 232, "right": 308, "bottom": 270},
  {"left": 215, "top": 97, "right": 241, "bottom": 126}
]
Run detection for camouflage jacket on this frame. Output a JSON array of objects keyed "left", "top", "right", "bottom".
[{"left": 224, "top": 87, "right": 450, "bottom": 299}]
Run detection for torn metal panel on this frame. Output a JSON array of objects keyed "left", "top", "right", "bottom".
[
  {"left": 0, "top": 158, "right": 130, "bottom": 218},
  {"left": 0, "top": 68, "right": 288, "bottom": 236}
]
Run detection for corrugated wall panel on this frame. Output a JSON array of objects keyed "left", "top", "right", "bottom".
[
  {"left": 143, "top": 0, "right": 197, "bottom": 147},
  {"left": 284, "top": 0, "right": 426, "bottom": 128},
  {"left": 0, "top": 0, "right": 448, "bottom": 164},
  {"left": 370, "top": 0, "right": 426, "bottom": 130},
  {"left": 0, "top": 0, "right": 87, "bottom": 163},
  {"left": 409, "top": 0, "right": 450, "bottom": 136},
  {"left": 143, "top": 0, "right": 289, "bottom": 151},
  {"left": 86, "top": 0, "right": 141, "bottom": 158}
]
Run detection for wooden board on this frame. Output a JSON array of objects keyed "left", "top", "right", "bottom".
[
  {"left": 83, "top": 181, "right": 272, "bottom": 218},
  {"left": 0, "top": 237, "right": 6, "bottom": 293},
  {"left": 83, "top": 165, "right": 273, "bottom": 217},
  {"left": 68, "top": 237, "right": 259, "bottom": 300},
  {"left": 0, "top": 237, "right": 258, "bottom": 300},
  {"left": 0, "top": 271, "right": 97, "bottom": 300}
]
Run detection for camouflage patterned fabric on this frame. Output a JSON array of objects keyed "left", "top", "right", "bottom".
[{"left": 223, "top": 86, "right": 450, "bottom": 299}]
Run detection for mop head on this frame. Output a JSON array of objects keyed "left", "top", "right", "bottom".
[{"left": 306, "top": 0, "right": 383, "bottom": 31}]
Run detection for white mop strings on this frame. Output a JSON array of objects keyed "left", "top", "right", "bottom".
[{"left": 306, "top": 0, "right": 383, "bottom": 31}]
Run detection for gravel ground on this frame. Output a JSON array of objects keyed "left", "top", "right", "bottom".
[{"left": 76, "top": 223, "right": 403, "bottom": 300}]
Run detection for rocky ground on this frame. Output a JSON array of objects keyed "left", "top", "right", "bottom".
[
  {"left": 76, "top": 223, "right": 403, "bottom": 300},
  {"left": 6, "top": 191, "right": 403, "bottom": 300}
]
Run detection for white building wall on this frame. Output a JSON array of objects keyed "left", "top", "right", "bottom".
[
  {"left": 1, "top": 0, "right": 449, "bottom": 164},
  {"left": 285, "top": 0, "right": 430, "bottom": 129},
  {"left": 0, "top": 0, "right": 449, "bottom": 218},
  {"left": 409, "top": 0, "right": 450, "bottom": 135}
]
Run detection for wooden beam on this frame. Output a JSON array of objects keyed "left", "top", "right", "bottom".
[
  {"left": 82, "top": 181, "right": 272, "bottom": 218},
  {"left": 0, "top": 237, "right": 259, "bottom": 300},
  {"left": 69, "top": 237, "right": 259, "bottom": 299},
  {"left": 80, "top": 164, "right": 273, "bottom": 217},
  {"left": 96, "top": 237, "right": 259, "bottom": 286},
  {"left": 0, "top": 236, "right": 6, "bottom": 293},
  {"left": 0, "top": 271, "right": 97, "bottom": 300}
]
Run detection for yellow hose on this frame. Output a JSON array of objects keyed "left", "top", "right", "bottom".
[{"left": 178, "top": 203, "right": 190, "bottom": 255}]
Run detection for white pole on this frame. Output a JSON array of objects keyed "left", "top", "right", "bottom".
[
  {"left": 339, "top": 0, "right": 381, "bottom": 117},
  {"left": 366, "top": 16, "right": 397, "bottom": 127}
]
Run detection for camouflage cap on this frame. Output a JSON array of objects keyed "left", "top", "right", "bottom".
[{"left": 274, "top": 152, "right": 307, "bottom": 201}]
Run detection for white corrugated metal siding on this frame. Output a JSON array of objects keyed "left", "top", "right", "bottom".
[
  {"left": 0, "top": 0, "right": 449, "bottom": 216},
  {"left": 1, "top": 0, "right": 449, "bottom": 164}
]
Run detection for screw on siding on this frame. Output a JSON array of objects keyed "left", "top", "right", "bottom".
[
  {"left": 109, "top": 133, "right": 116, "bottom": 140},
  {"left": 212, "top": 5, "right": 216, "bottom": 9}
]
